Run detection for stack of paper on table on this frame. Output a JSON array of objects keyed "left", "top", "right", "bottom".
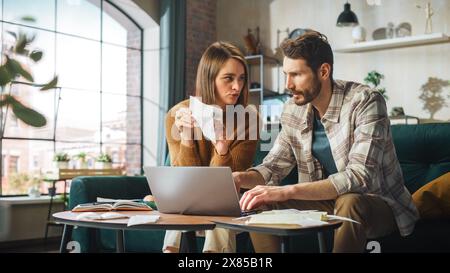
[
  {"left": 244, "top": 209, "right": 359, "bottom": 227},
  {"left": 245, "top": 209, "right": 328, "bottom": 227}
]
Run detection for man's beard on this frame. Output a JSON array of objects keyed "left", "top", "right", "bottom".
[{"left": 293, "top": 77, "right": 322, "bottom": 106}]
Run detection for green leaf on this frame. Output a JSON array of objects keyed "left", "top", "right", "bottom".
[
  {"left": 29, "top": 50, "right": 43, "bottom": 62},
  {"left": 10, "top": 99, "right": 47, "bottom": 127},
  {"left": 0, "top": 66, "right": 12, "bottom": 86},
  {"left": 15, "top": 33, "right": 28, "bottom": 54},
  {"left": 21, "top": 16, "right": 36, "bottom": 22},
  {"left": 6, "top": 31, "right": 17, "bottom": 40},
  {"left": 6, "top": 57, "right": 34, "bottom": 82},
  {"left": 40, "top": 76, "right": 58, "bottom": 91}
]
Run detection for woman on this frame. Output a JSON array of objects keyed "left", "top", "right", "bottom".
[{"left": 163, "top": 41, "right": 258, "bottom": 253}]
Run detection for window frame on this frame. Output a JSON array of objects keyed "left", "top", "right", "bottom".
[{"left": 0, "top": 0, "right": 144, "bottom": 196}]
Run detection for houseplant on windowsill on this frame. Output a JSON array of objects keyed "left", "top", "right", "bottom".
[
  {"left": 73, "top": 152, "right": 89, "bottom": 169},
  {"left": 95, "top": 153, "right": 112, "bottom": 169},
  {"left": 53, "top": 152, "right": 70, "bottom": 169}
]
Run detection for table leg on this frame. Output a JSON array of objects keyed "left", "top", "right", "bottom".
[
  {"left": 280, "top": 236, "right": 290, "bottom": 253},
  {"left": 180, "top": 231, "right": 197, "bottom": 253},
  {"left": 116, "top": 230, "right": 125, "bottom": 253},
  {"left": 317, "top": 231, "right": 327, "bottom": 253},
  {"left": 59, "top": 225, "right": 73, "bottom": 253}
]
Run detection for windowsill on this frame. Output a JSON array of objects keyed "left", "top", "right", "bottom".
[{"left": 0, "top": 196, "right": 64, "bottom": 205}]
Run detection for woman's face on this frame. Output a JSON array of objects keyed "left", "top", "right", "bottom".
[{"left": 214, "top": 58, "right": 246, "bottom": 108}]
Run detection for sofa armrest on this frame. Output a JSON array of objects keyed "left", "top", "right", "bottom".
[{"left": 69, "top": 176, "right": 150, "bottom": 209}]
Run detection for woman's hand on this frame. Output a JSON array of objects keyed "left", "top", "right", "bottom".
[
  {"left": 174, "top": 107, "right": 196, "bottom": 146},
  {"left": 212, "top": 117, "right": 232, "bottom": 155}
]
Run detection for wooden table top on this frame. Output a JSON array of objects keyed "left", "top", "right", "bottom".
[
  {"left": 211, "top": 218, "right": 343, "bottom": 236},
  {"left": 53, "top": 210, "right": 231, "bottom": 231}
]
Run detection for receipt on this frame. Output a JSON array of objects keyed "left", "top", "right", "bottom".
[{"left": 189, "top": 96, "right": 223, "bottom": 142}]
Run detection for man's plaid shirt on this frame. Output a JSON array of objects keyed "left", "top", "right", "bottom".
[{"left": 251, "top": 80, "right": 419, "bottom": 236}]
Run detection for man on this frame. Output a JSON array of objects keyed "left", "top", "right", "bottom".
[{"left": 233, "top": 31, "right": 419, "bottom": 253}]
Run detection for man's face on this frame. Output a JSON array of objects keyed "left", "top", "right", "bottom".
[{"left": 283, "top": 57, "right": 321, "bottom": 106}]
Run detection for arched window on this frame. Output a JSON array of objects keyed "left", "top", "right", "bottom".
[{"left": 0, "top": 0, "right": 143, "bottom": 195}]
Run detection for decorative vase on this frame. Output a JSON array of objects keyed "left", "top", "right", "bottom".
[
  {"left": 78, "top": 160, "right": 88, "bottom": 169},
  {"left": 28, "top": 186, "right": 41, "bottom": 198},
  {"left": 53, "top": 161, "right": 69, "bottom": 169},
  {"left": 95, "top": 162, "right": 112, "bottom": 169},
  {"left": 352, "top": 26, "right": 366, "bottom": 43}
]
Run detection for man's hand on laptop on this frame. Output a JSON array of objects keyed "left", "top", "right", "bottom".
[
  {"left": 232, "top": 171, "right": 266, "bottom": 191},
  {"left": 239, "top": 185, "right": 291, "bottom": 211}
]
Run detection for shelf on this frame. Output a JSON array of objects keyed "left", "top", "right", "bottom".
[{"left": 334, "top": 33, "right": 450, "bottom": 53}]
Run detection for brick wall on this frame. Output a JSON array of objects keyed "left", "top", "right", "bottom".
[
  {"left": 126, "top": 30, "right": 142, "bottom": 175},
  {"left": 185, "top": 0, "right": 217, "bottom": 98}
]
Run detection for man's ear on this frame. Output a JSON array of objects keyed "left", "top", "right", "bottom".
[{"left": 319, "top": 63, "right": 331, "bottom": 80}]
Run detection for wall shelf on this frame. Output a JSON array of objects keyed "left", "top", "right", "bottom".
[{"left": 334, "top": 33, "right": 450, "bottom": 53}]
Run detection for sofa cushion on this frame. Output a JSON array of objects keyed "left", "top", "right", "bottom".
[
  {"left": 412, "top": 172, "right": 450, "bottom": 219},
  {"left": 391, "top": 124, "right": 450, "bottom": 193}
]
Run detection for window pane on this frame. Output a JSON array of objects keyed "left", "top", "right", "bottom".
[
  {"left": 56, "top": 89, "right": 100, "bottom": 142},
  {"left": 57, "top": 0, "right": 101, "bottom": 40},
  {"left": 102, "top": 94, "right": 141, "bottom": 144},
  {"left": 3, "top": 24, "right": 56, "bottom": 84},
  {"left": 55, "top": 142, "right": 100, "bottom": 169},
  {"left": 103, "top": 0, "right": 141, "bottom": 49},
  {"left": 1, "top": 139, "right": 53, "bottom": 195},
  {"left": 3, "top": 0, "right": 55, "bottom": 31},
  {"left": 102, "top": 45, "right": 141, "bottom": 96},
  {"left": 3, "top": 85, "right": 57, "bottom": 139},
  {"left": 56, "top": 34, "right": 100, "bottom": 91},
  {"left": 101, "top": 144, "right": 141, "bottom": 175}
]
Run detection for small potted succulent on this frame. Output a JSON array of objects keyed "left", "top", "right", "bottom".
[
  {"left": 74, "top": 152, "right": 88, "bottom": 169},
  {"left": 95, "top": 153, "right": 112, "bottom": 169},
  {"left": 53, "top": 152, "right": 70, "bottom": 169}
]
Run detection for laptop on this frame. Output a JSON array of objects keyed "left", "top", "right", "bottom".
[{"left": 143, "top": 166, "right": 243, "bottom": 217}]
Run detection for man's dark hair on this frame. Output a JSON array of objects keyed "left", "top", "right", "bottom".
[{"left": 281, "top": 31, "right": 334, "bottom": 82}]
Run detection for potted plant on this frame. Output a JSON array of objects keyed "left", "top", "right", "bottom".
[
  {"left": 27, "top": 174, "right": 42, "bottom": 198},
  {"left": 95, "top": 153, "right": 113, "bottom": 169},
  {"left": 364, "top": 70, "right": 388, "bottom": 100},
  {"left": 74, "top": 152, "right": 88, "bottom": 169},
  {"left": 53, "top": 152, "right": 70, "bottom": 169}
]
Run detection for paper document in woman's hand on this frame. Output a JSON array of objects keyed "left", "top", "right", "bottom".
[{"left": 189, "top": 96, "right": 223, "bottom": 142}]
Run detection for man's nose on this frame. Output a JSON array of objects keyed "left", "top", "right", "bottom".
[{"left": 285, "top": 75, "right": 294, "bottom": 91}]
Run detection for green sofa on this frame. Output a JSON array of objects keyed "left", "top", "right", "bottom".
[{"left": 68, "top": 123, "right": 450, "bottom": 252}]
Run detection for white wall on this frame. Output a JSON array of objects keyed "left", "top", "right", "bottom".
[{"left": 217, "top": 0, "right": 450, "bottom": 121}]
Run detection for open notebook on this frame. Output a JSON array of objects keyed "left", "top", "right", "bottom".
[{"left": 72, "top": 200, "right": 152, "bottom": 212}]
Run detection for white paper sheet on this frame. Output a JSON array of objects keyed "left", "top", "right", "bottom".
[
  {"left": 76, "top": 212, "right": 130, "bottom": 221},
  {"left": 245, "top": 210, "right": 328, "bottom": 226},
  {"left": 240, "top": 209, "right": 360, "bottom": 226},
  {"left": 189, "top": 96, "right": 223, "bottom": 142},
  {"left": 127, "top": 215, "right": 160, "bottom": 227}
]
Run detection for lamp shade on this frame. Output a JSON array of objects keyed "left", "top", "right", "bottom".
[{"left": 336, "top": 3, "right": 359, "bottom": 27}]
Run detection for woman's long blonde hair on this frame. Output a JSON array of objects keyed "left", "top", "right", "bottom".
[{"left": 195, "top": 41, "right": 248, "bottom": 107}]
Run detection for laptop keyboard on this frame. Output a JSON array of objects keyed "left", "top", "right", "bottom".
[{"left": 240, "top": 209, "right": 261, "bottom": 217}]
